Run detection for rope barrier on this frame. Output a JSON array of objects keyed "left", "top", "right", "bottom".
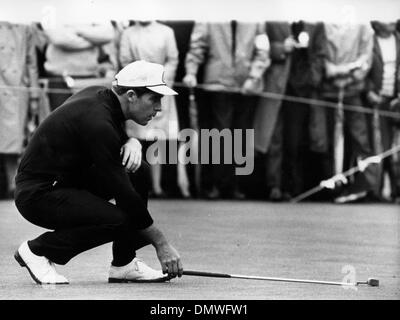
[
  {"left": 0, "top": 82, "right": 399, "bottom": 120},
  {"left": 173, "top": 82, "right": 400, "bottom": 120},
  {"left": 290, "top": 144, "right": 400, "bottom": 203},
  {"left": 2, "top": 80, "right": 399, "bottom": 202}
]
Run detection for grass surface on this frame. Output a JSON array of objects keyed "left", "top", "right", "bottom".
[{"left": 0, "top": 199, "right": 399, "bottom": 300}]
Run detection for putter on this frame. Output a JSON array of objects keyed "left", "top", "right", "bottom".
[{"left": 183, "top": 270, "right": 379, "bottom": 287}]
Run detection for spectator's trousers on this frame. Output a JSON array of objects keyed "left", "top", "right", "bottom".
[
  {"left": 202, "top": 91, "right": 255, "bottom": 194},
  {"left": 376, "top": 97, "right": 400, "bottom": 198},
  {"left": 325, "top": 94, "right": 378, "bottom": 193}
]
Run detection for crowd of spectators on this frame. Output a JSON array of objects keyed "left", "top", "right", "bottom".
[{"left": 0, "top": 18, "right": 399, "bottom": 203}]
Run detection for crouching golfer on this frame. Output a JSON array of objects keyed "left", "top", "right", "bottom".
[{"left": 14, "top": 60, "right": 183, "bottom": 284}]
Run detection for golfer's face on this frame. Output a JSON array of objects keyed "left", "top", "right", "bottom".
[{"left": 130, "top": 92, "right": 162, "bottom": 125}]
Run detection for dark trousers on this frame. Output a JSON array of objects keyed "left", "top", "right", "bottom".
[
  {"left": 265, "top": 109, "right": 283, "bottom": 190},
  {"left": 283, "top": 97, "right": 311, "bottom": 196},
  {"left": 201, "top": 91, "right": 255, "bottom": 194},
  {"left": 377, "top": 97, "right": 400, "bottom": 197},
  {"left": 46, "top": 76, "right": 73, "bottom": 111},
  {"left": 16, "top": 162, "right": 152, "bottom": 266}
]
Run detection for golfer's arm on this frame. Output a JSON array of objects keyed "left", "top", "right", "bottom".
[
  {"left": 138, "top": 224, "right": 169, "bottom": 248},
  {"left": 84, "top": 122, "right": 154, "bottom": 229}
]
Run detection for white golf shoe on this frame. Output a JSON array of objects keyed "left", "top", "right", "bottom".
[
  {"left": 14, "top": 241, "right": 69, "bottom": 285},
  {"left": 108, "top": 258, "right": 168, "bottom": 283}
]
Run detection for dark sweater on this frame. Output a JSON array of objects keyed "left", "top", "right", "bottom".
[{"left": 15, "top": 86, "right": 153, "bottom": 229}]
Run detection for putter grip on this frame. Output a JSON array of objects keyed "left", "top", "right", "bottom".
[{"left": 183, "top": 270, "right": 231, "bottom": 278}]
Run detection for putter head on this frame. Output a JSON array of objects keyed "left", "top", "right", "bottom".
[{"left": 367, "top": 278, "right": 379, "bottom": 287}]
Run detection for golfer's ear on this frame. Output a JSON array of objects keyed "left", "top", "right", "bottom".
[{"left": 126, "top": 90, "right": 137, "bottom": 102}]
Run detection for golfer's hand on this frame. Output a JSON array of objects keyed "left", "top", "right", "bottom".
[
  {"left": 120, "top": 137, "right": 142, "bottom": 173},
  {"left": 183, "top": 74, "right": 197, "bottom": 88},
  {"left": 156, "top": 243, "right": 183, "bottom": 279}
]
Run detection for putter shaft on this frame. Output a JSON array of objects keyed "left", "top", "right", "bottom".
[{"left": 183, "top": 270, "right": 365, "bottom": 287}]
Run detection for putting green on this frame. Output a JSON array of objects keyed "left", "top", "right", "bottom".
[{"left": 0, "top": 200, "right": 398, "bottom": 299}]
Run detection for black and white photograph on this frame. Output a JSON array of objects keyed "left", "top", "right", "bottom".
[{"left": 0, "top": 0, "right": 399, "bottom": 308}]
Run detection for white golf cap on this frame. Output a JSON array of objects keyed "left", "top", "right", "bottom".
[{"left": 114, "top": 60, "right": 178, "bottom": 96}]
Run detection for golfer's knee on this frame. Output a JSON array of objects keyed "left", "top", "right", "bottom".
[{"left": 108, "top": 211, "right": 130, "bottom": 230}]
